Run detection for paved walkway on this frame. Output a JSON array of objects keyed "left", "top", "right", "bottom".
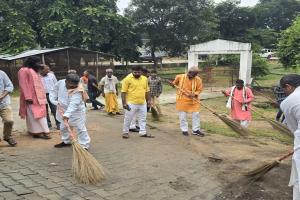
[{"left": 0, "top": 92, "right": 222, "bottom": 200}]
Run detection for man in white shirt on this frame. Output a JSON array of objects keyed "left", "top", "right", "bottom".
[
  {"left": 50, "top": 70, "right": 90, "bottom": 149},
  {"left": 279, "top": 74, "right": 300, "bottom": 200},
  {"left": 99, "top": 69, "right": 121, "bottom": 115},
  {"left": 40, "top": 65, "right": 59, "bottom": 129}
]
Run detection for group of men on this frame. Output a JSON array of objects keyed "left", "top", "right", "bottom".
[{"left": 1, "top": 56, "right": 300, "bottom": 200}]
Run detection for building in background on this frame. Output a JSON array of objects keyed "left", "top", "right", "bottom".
[{"left": 0, "top": 47, "right": 114, "bottom": 85}]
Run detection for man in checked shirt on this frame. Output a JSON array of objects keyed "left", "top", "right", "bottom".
[{"left": 148, "top": 70, "right": 163, "bottom": 115}]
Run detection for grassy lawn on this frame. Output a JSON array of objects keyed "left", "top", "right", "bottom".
[
  {"left": 255, "top": 62, "right": 300, "bottom": 87},
  {"left": 200, "top": 96, "right": 293, "bottom": 144}
]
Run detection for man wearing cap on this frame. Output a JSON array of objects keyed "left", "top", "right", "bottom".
[
  {"left": 172, "top": 67, "right": 204, "bottom": 137},
  {"left": 99, "top": 69, "right": 121, "bottom": 115}
]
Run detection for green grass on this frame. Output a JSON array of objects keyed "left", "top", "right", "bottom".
[
  {"left": 199, "top": 96, "right": 292, "bottom": 144},
  {"left": 255, "top": 62, "right": 300, "bottom": 87}
]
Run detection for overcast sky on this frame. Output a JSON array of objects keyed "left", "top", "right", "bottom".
[{"left": 117, "top": 0, "right": 259, "bottom": 14}]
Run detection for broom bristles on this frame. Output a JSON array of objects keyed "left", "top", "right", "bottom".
[
  {"left": 244, "top": 160, "right": 280, "bottom": 181},
  {"left": 151, "top": 106, "right": 160, "bottom": 121},
  {"left": 267, "top": 120, "right": 293, "bottom": 137},
  {"left": 216, "top": 113, "right": 251, "bottom": 137},
  {"left": 72, "top": 140, "right": 105, "bottom": 184}
]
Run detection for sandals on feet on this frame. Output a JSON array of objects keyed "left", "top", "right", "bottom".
[
  {"left": 122, "top": 133, "right": 129, "bottom": 139},
  {"left": 33, "top": 133, "right": 51, "bottom": 140},
  {"left": 140, "top": 134, "right": 155, "bottom": 138}
]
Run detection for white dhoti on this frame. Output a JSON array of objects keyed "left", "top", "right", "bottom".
[
  {"left": 123, "top": 103, "right": 147, "bottom": 135},
  {"left": 60, "top": 113, "right": 90, "bottom": 149},
  {"left": 178, "top": 111, "right": 200, "bottom": 132},
  {"left": 240, "top": 120, "right": 250, "bottom": 128},
  {"left": 26, "top": 107, "right": 49, "bottom": 134}
]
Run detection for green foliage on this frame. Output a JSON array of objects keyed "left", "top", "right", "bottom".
[
  {"left": 0, "top": 0, "right": 140, "bottom": 60},
  {"left": 126, "top": 0, "right": 218, "bottom": 60},
  {"left": 251, "top": 54, "right": 270, "bottom": 77},
  {"left": 0, "top": 1, "right": 36, "bottom": 54},
  {"left": 278, "top": 16, "right": 300, "bottom": 68},
  {"left": 253, "top": 0, "right": 300, "bottom": 31},
  {"left": 215, "top": 1, "right": 256, "bottom": 41}
]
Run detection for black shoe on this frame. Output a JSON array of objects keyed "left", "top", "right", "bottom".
[
  {"left": 108, "top": 112, "right": 114, "bottom": 115},
  {"left": 99, "top": 106, "right": 105, "bottom": 110},
  {"left": 192, "top": 130, "right": 205, "bottom": 137},
  {"left": 129, "top": 128, "right": 139, "bottom": 132},
  {"left": 182, "top": 131, "right": 189, "bottom": 136},
  {"left": 136, "top": 126, "right": 140, "bottom": 130},
  {"left": 92, "top": 107, "right": 99, "bottom": 110},
  {"left": 4, "top": 138, "right": 17, "bottom": 147},
  {"left": 54, "top": 142, "right": 71, "bottom": 148},
  {"left": 116, "top": 112, "right": 123, "bottom": 115}
]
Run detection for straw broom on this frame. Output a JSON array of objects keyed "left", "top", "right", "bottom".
[
  {"left": 244, "top": 150, "right": 293, "bottom": 181},
  {"left": 169, "top": 81, "right": 252, "bottom": 137},
  {"left": 230, "top": 95, "right": 293, "bottom": 137},
  {"left": 150, "top": 106, "right": 160, "bottom": 121},
  {"left": 252, "top": 88, "right": 278, "bottom": 107},
  {"left": 59, "top": 107, "right": 105, "bottom": 184}
]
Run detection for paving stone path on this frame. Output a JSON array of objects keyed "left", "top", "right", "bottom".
[{"left": 0, "top": 96, "right": 222, "bottom": 200}]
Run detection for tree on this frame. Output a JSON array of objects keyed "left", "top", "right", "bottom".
[
  {"left": 0, "top": 0, "right": 140, "bottom": 61},
  {"left": 0, "top": 1, "right": 36, "bottom": 54},
  {"left": 215, "top": 1, "right": 256, "bottom": 41},
  {"left": 278, "top": 16, "right": 300, "bottom": 68},
  {"left": 126, "top": 0, "right": 218, "bottom": 68},
  {"left": 253, "top": 0, "right": 300, "bottom": 31}
]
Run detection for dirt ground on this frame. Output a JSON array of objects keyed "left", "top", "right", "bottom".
[
  {"left": 0, "top": 92, "right": 293, "bottom": 200},
  {"left": 158, "top": 100, "right": 292, "bottom": 200}
]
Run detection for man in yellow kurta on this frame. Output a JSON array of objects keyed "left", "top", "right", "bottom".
[
  {"left": 121, "top": 66, "right": 152, "bottom": 139},
  {"left": 172, "top": 67, "right": 204, "bottom": 136},
  {"left": 99, "top": 69, "right": 121, "bottom": 115}
]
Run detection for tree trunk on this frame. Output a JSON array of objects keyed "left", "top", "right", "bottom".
[{"left": 151, "top": 47, "right": 158, "bottom": 70}]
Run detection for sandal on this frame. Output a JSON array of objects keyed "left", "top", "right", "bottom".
[
  {"left": 33, "top": 133, "right": 51, "bottom": 140},
  {"left": 4, "top": 138, "right": 17, "bottom": 146},
  {"left": 140, "top": 134, "right": 155, "bottom": 138},
  {"left": 122, "top": 133, "right": 129, "bottom": 139}
]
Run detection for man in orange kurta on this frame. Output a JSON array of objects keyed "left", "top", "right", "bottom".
[{"left": 172, "top": 67, "right": 204, "bottom": 136}]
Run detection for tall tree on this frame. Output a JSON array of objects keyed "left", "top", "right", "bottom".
[
  {"left": 0, "top": 0, "right": 140, "bottom": 61},
  {"left": 253, "top": 0, "right": 300, "bottom": 31},
  {"left": 278, "top": 16, "right": 300, "bottom": 68},
  {"left": 215, "top": 1, "right": 256, "bottom": 41},
  {"left": 126, "top": 0, "right": 218, "bottom": 68}
]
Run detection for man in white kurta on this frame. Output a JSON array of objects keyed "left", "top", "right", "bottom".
[
  {"left": 280, "top": 74, "right": 300, "bottom": 200},
  {"left": 50, "top": 72, "right": 90, "bottom": 149}
]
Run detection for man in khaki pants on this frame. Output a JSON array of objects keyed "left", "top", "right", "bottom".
[{"left": 0, "top": 70, "right": 17, "bottom": 146}]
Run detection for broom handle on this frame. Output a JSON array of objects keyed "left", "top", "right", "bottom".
[
  {"left": 251, "top": 88, "right": 278, "bottom": 105},
  {"left": 57, "top": 104, "right": 76, "bottom": 140},
  {"left": 167, "top": 80, "right": 217, "bottom": 114},
  {"left": 278, "top": 150, "right": 294, "bottom": 162},
  {"left": 229, "top": 95, "right": 269, "bottom": 120}
]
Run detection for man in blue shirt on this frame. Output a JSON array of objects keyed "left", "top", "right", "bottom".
[{"left": 0, "top": 70, "right": 17, "bottom": 146}]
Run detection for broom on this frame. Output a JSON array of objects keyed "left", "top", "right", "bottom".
[
  {"left": 169, "top": 81, "right": 252, "bottom": 137},
  {"left": 231, "top": 96, "right": 293, "bottom": 137},
  {"left": 244, "top": 150, "right": 293, "bottom": 181},
  {"left": 251, "top": 88, "right": 278, "bottom": 107},
  {"left": 150, "top": 106, "right": 160, "bottom": 121},
  {"left": 58, "top": 107, "right": 105, "bottom": 184}
]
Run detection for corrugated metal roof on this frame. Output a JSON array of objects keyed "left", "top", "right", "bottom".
[{"left": 0, "top": 47, "right": 114, "bottom": 61}]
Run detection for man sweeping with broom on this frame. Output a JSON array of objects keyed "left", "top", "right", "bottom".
[
  {"left": 51, "top": 72, "right": 90, "bottom": 150},
  {"left": 172, "top": 66, "right": 204, "bottom": 137},
  {"left": 279, "top": 74, "right": 300, "bottom": 200},
  {"left": 222, "top": 79, "right": 254, "bottom": 128}
]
